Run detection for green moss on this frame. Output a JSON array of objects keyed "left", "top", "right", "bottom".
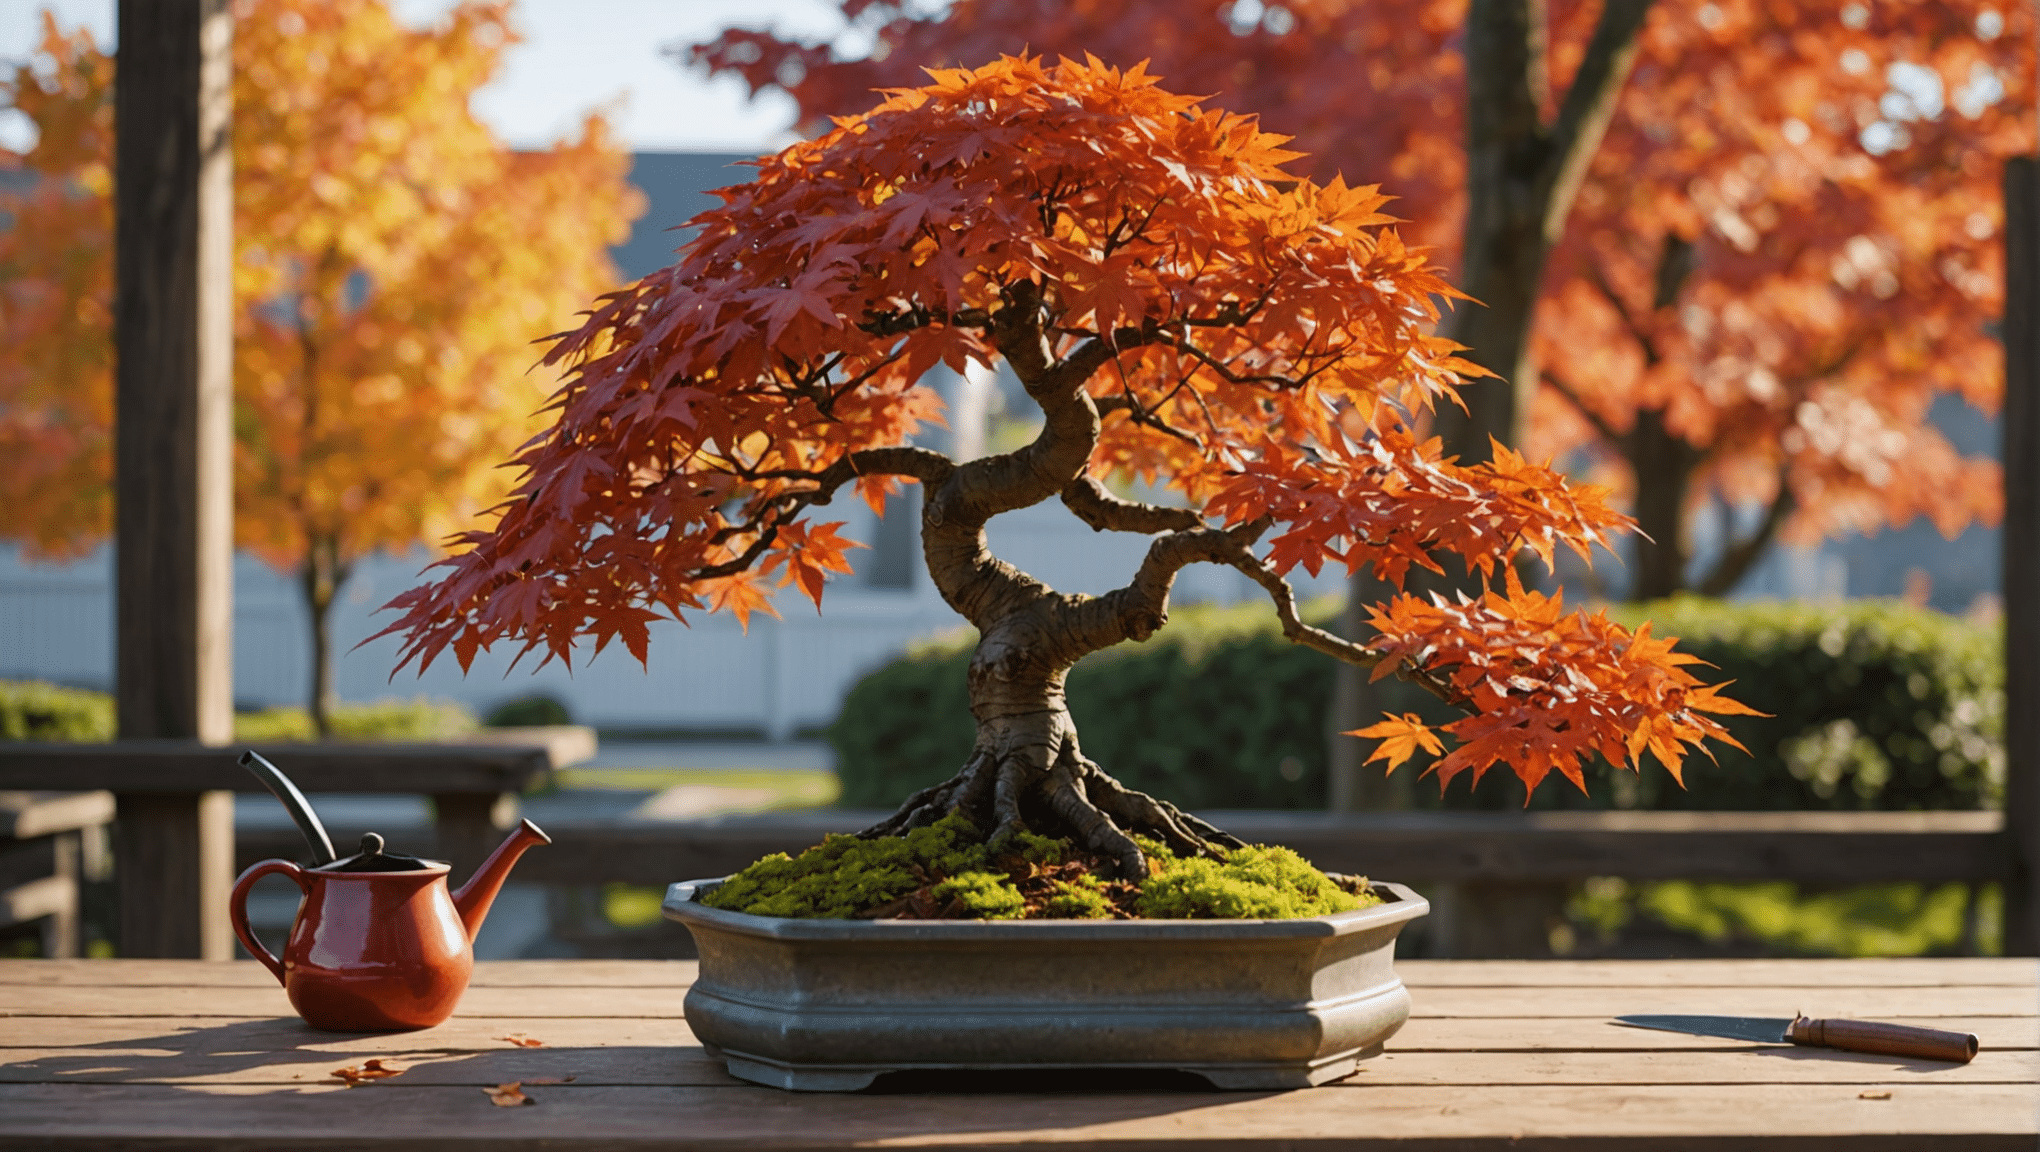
[
  {"left": 1137, "top": 844, "right": 1366, "bottom": 919},
  {"left": 701, "top": 813, "right": 990, "bottom": 918},
  {"left": 701, "top": 814, "right": 1379, "bottom": 920},
  {"left": 932, "top": 871, "right": 1027, "bottom": 919},
  {"left": 1041, "top": 877, "right": 1116, "bottom": 919}
]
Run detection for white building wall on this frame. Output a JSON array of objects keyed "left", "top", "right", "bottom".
[{"left": 0, "top": 496, "right": 1341, "bottom": 736}]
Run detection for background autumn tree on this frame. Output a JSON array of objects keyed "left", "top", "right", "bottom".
[
  {"left": 384, "top": 58, "right": 1751, "bottom": 873},
  {"left": 685, "top": 0, "right": 2028, "bottom": 805},
  {"left": 1535, "top": 1, "right": 2017, "bottom": 599},
  {"left": 0, "top": 1, "right": 642, "bottom": 735}
]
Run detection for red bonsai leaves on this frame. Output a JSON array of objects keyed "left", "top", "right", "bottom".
[
  {"left": 1354, "top": 570, "right": 1764, "bottom": 798},
  {"left": 378, "top": 55, "right": 1471, "bottom": 676},
  {"left": 381, "top": 54, "right": 1754, "bottom": 803},
  {"left": 1207, "top": 426, "right": 1631, "bottom": 586}
]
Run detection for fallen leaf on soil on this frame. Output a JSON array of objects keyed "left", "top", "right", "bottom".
[
  {"left": 329, "top": 1058, "right": 403, "bottom": 1085},
  {"left": 484, "top": 1081, "right": 536, "bottom": 1106},
  {"left": 1858, "top": 1090, "right": 1893, "bottom": 1100},
  {"left": 496, "top": 1034, "right": 545, "bottom": 1048}
]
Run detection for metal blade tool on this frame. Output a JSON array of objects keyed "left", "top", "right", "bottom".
[{"left": 1616, "top": 1013, "right": 1978, "bottom": 1064}]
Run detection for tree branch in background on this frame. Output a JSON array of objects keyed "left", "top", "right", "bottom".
[{"left": 1696, "top": 470, "right": 1796, "bottom": 597}]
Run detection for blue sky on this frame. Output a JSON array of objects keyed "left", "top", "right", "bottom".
[{"left": 1, "top": 0, "right": 866, "bottom": 152}]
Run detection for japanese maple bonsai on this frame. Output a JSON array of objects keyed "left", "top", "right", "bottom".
[{"left": 381, "top": 56, "right": 1750, "bottom": 883}]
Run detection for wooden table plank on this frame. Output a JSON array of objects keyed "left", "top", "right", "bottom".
[
  {"left": 4, "top": 1013, "right": 2031, "bottom": 1056},
  {"left": 0, "top": 1016, "right": 704, "bottom": 1050},
  {"left": 4, "top": 981, "right": 2023, "bottom": 1020},
  {"left": 1, "top": 1043, "right": 2027, "bottom": 1088},
  {"left": 1396, "top": 957, "right": 2040, "bottom": 988},
  {"left": 0, "top": 1082, "right": 2030, "bottom": 1150},
  {"left": 7, "top": 956, "right": 2033, "bottom": 990},
  {"left": 1391, "top": 1015, "right": 2038, "bottom": 1051},
  {"left": 0, "top": 959, "right": 704, "bottom": 988}
]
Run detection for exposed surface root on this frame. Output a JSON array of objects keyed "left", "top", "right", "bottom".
[{"left": 857, "top": 709, "right": 1244, "bottom": 879}]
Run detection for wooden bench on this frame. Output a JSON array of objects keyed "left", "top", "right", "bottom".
[
  {"left": 0, "top": 739, "right": 576, "bottom": 959},
  {"left": 0, "top": 791, "right": 115, "bottom": 958}
]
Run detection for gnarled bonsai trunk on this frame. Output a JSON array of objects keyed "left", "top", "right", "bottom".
[
  {"left": 859, "top": 597, "right": 1247, "bottom": 877},
  {"left": 855, "top": 283, "right": 1462, "bottom": 875}
]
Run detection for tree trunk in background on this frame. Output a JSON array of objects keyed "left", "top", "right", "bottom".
[
  {"left": 1627, "top": 409, "right": 1698, "bottom": 601},
  {"left": 300, "top": 535, "right": 350, "bottom": 739},
  {"left": 1335, "top": 1, "right": 1652, "bottom": 805},
  {"left": 1433, "top": 0, "right": 1653, "bottom": 466}
]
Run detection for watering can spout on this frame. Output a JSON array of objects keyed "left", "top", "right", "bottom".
[{"left": 451, "top": 819, "right": 551, "bottom": 942}]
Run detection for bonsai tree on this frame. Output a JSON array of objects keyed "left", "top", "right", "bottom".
[{"left": 381, "top": 57, "right": 1752, "bottom": 878}]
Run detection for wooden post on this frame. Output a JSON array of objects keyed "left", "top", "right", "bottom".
[
  {"left": 2001, "top": 157, "right": 2039, "bottom": 956},
  {"left": 113, "top": 0, "right": 235, "bottom": 960}
]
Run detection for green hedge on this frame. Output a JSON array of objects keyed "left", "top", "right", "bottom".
[
  {"left": 0, "top": 681, "right": 115, "bottom": 742},
  {"left": 1599, "top": 598, "right": 2001, "bottom": 811},
  {"left": 828, "top": 597, "right": 2002, "bottom": 813},
  {"left": 0, "top": 681, "right": 477, "bottom": 743},
  {"left": 232, "top": 698, "right": 478, "bottom": 742}
]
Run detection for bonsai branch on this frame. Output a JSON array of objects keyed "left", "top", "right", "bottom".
[
  {"left": 1221, "top": 539, "right": 1472, "bottom": 714},
  {"left": 1060, "top": 476, "right": 1203, "bottom": 534}
]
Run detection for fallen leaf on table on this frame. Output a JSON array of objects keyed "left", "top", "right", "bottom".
[
  {"left": 1858, "top": 1090, "right": 1893, "bottom": 1100},
  {"left": 520, "top": 1076, "right": 577, "bottom": 1085},
  {"left": 496, "top": 1034, "right": 545, "bottom": 1048},
  {"left": 484, "top": 1081, "right": 536, "bottom": 1106},
  {"left": 330, "top": 1058, "right": 403, "bottom": 1085}
]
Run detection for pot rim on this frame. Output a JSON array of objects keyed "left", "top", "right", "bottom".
[{"left": 662, "top": 878, "right": 1429, "bottom": 941}]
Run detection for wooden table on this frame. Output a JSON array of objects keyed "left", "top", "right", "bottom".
[{"left": 0, "top": 958, "right": 2031, "bottom": 1149}]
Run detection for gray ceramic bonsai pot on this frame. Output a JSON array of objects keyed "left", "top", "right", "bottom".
[{"left": 662, "top": 877, "right": 1429, "bottom": 1091}]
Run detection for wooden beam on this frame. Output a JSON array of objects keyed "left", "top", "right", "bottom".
[
  {"left": 0, "top": 743, "right": 552, "bottom": 794},
  {"left": 408, "top": 809, "right": 2010, "bottom": 889},
  {"left": 112, "top": 0, "right": 235, "bottom": 961},
  {"left": 2003, "top": 157, "right": 2040, "bottom": 956}
]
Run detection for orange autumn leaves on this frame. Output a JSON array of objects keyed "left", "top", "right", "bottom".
[
  {"left": 699, "top": 2, "right": 2023, "bottom": 599},
  {"left": 1354, "top": 570, "right": 1762, "bottom": 797},
  {"left": 0, "top": 1, "right": 640, "bottom": 581},
  {"left": 387, "top": 56, "right": 1749, "bottom": 800},
  {"left": 381, "top": 55, "right": 1470, "bottom": 671}
]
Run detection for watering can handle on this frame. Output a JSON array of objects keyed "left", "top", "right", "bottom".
[{"left": 229, "top": 860, "right": 309, "bottom": 987}]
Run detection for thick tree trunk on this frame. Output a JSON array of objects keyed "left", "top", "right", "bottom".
[
  {"left": 299, "top": 534, "right": 351, "bottom": 739},
  {"left": 1434, "top": 0, "right": 1653, "bottom": 465}
]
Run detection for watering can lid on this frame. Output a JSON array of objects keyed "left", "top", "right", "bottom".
[{"left": 316, "top": 833, "right": 436, "bottom": 873}]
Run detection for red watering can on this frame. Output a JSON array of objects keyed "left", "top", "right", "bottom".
[{"left": 228, "top": 751, "right": 550, "bottom": 1032}]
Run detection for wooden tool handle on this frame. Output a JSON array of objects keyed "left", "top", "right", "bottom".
[{"left": 1788, "top": 1015, "right": 1978, "bottom": 1064}]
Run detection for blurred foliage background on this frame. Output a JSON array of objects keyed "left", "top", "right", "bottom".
[
  {"left": 831, "top": 597, "right": 2003, "bottom": 813},
  {"left": 0, "top": 680, "right": 481, "bottom": 743},
  {"left": 829, "top": 596, "right": 2004, "bottom": 956}
]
